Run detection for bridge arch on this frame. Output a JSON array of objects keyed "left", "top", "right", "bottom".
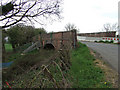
[{"left": 43, "top": 43, "right": 55, "bottom": 50}]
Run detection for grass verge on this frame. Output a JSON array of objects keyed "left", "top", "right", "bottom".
[{"left": 67, "top": 42, "right": 112, "bottom": 88}]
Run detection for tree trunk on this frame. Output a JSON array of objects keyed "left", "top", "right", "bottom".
[{"left": 12, "top": 44, "right": 16, "bottom": 52}]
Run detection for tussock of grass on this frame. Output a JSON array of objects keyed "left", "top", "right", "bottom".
[{"left": 67, "top": 42, "right": 112, "bottom": 88}]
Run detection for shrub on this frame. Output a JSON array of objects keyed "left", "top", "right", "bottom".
[
  {"left": 99, "top": 40, "right": 104, "bottom": 43},
  {"left": 109, "top": 40, "right": 113, "bottom": 43},
  {"left": 104, "top": 41, "right": 109, "bottom": 43}
]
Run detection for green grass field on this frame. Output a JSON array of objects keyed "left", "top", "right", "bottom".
[{"left": 5, "top": 44, "right": 13, "bottom": 52}]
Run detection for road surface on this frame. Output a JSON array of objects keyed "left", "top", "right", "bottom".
[{"left": 81, "top": 41, "right": 119, "bottom": 72}]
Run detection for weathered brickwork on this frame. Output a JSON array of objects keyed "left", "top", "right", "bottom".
[
  {"left": 78, "top": 31, "right": 116, "bottom": 37},
  {"left": 33, "top": 30, "right": 77, "bottom": 50}
]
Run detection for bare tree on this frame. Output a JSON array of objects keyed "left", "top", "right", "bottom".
[
  {"left": 0, "top": 0, "right": 62, "bottom": 29},
  {"left": 111, "top": 23, "right": 119, "bottom": 31},
  {"left": 103, "top": 23, "right": 118, "bottom": 32},
  {"left": 103, "top": 23, "right": 111, "bottom": 32},
  {"left": 65, "top": 23, "right": 77, "bottom": 31}
]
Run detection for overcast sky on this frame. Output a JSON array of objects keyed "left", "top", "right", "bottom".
[
  {"left": 1, "top": 0, "right": 119, "bottom": 33},
  {"left": 35, "top": 0, "right": 119, "bottom": 33}
]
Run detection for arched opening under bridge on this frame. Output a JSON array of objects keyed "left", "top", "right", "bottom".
[{"left": 43, "top": 43, "right": 55, "bottom": 50}]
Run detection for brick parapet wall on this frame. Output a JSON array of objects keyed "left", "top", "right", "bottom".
[{"left": 78, "top": 31, "right": 116, "bottom": 37}]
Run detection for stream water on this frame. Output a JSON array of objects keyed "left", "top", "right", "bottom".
[{"left": 1, "top": 61, "right": 13, "bottom": 68}]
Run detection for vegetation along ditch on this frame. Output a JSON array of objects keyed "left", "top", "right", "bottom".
[{"left": 2, "top": 42, "right": 112, "bottom": 88}]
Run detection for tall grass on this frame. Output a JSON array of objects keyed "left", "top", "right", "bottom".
[
  {"left": 3, "top": 49, "right": 56, "bottom": 81},
  {"left": 15, "top": 43, "right": 32, "bottom": 53},
  {"left": 4, "top": 43, "right": 32, "bottom": 62}
]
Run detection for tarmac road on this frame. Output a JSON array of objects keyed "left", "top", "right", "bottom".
[{"left": 81, "top": 41, "right": 119, "bottom": 72}]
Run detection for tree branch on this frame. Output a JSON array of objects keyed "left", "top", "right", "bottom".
[
  {"left": 2, "top": 2, "right": 36, "bottom": 28},
  {"left": 0, "top": 0, "right": 62, "bottom": 29}
]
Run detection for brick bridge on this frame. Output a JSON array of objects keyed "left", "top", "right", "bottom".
[{"left": 23, "top": 30, "right": 77, "bottom": 53}]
